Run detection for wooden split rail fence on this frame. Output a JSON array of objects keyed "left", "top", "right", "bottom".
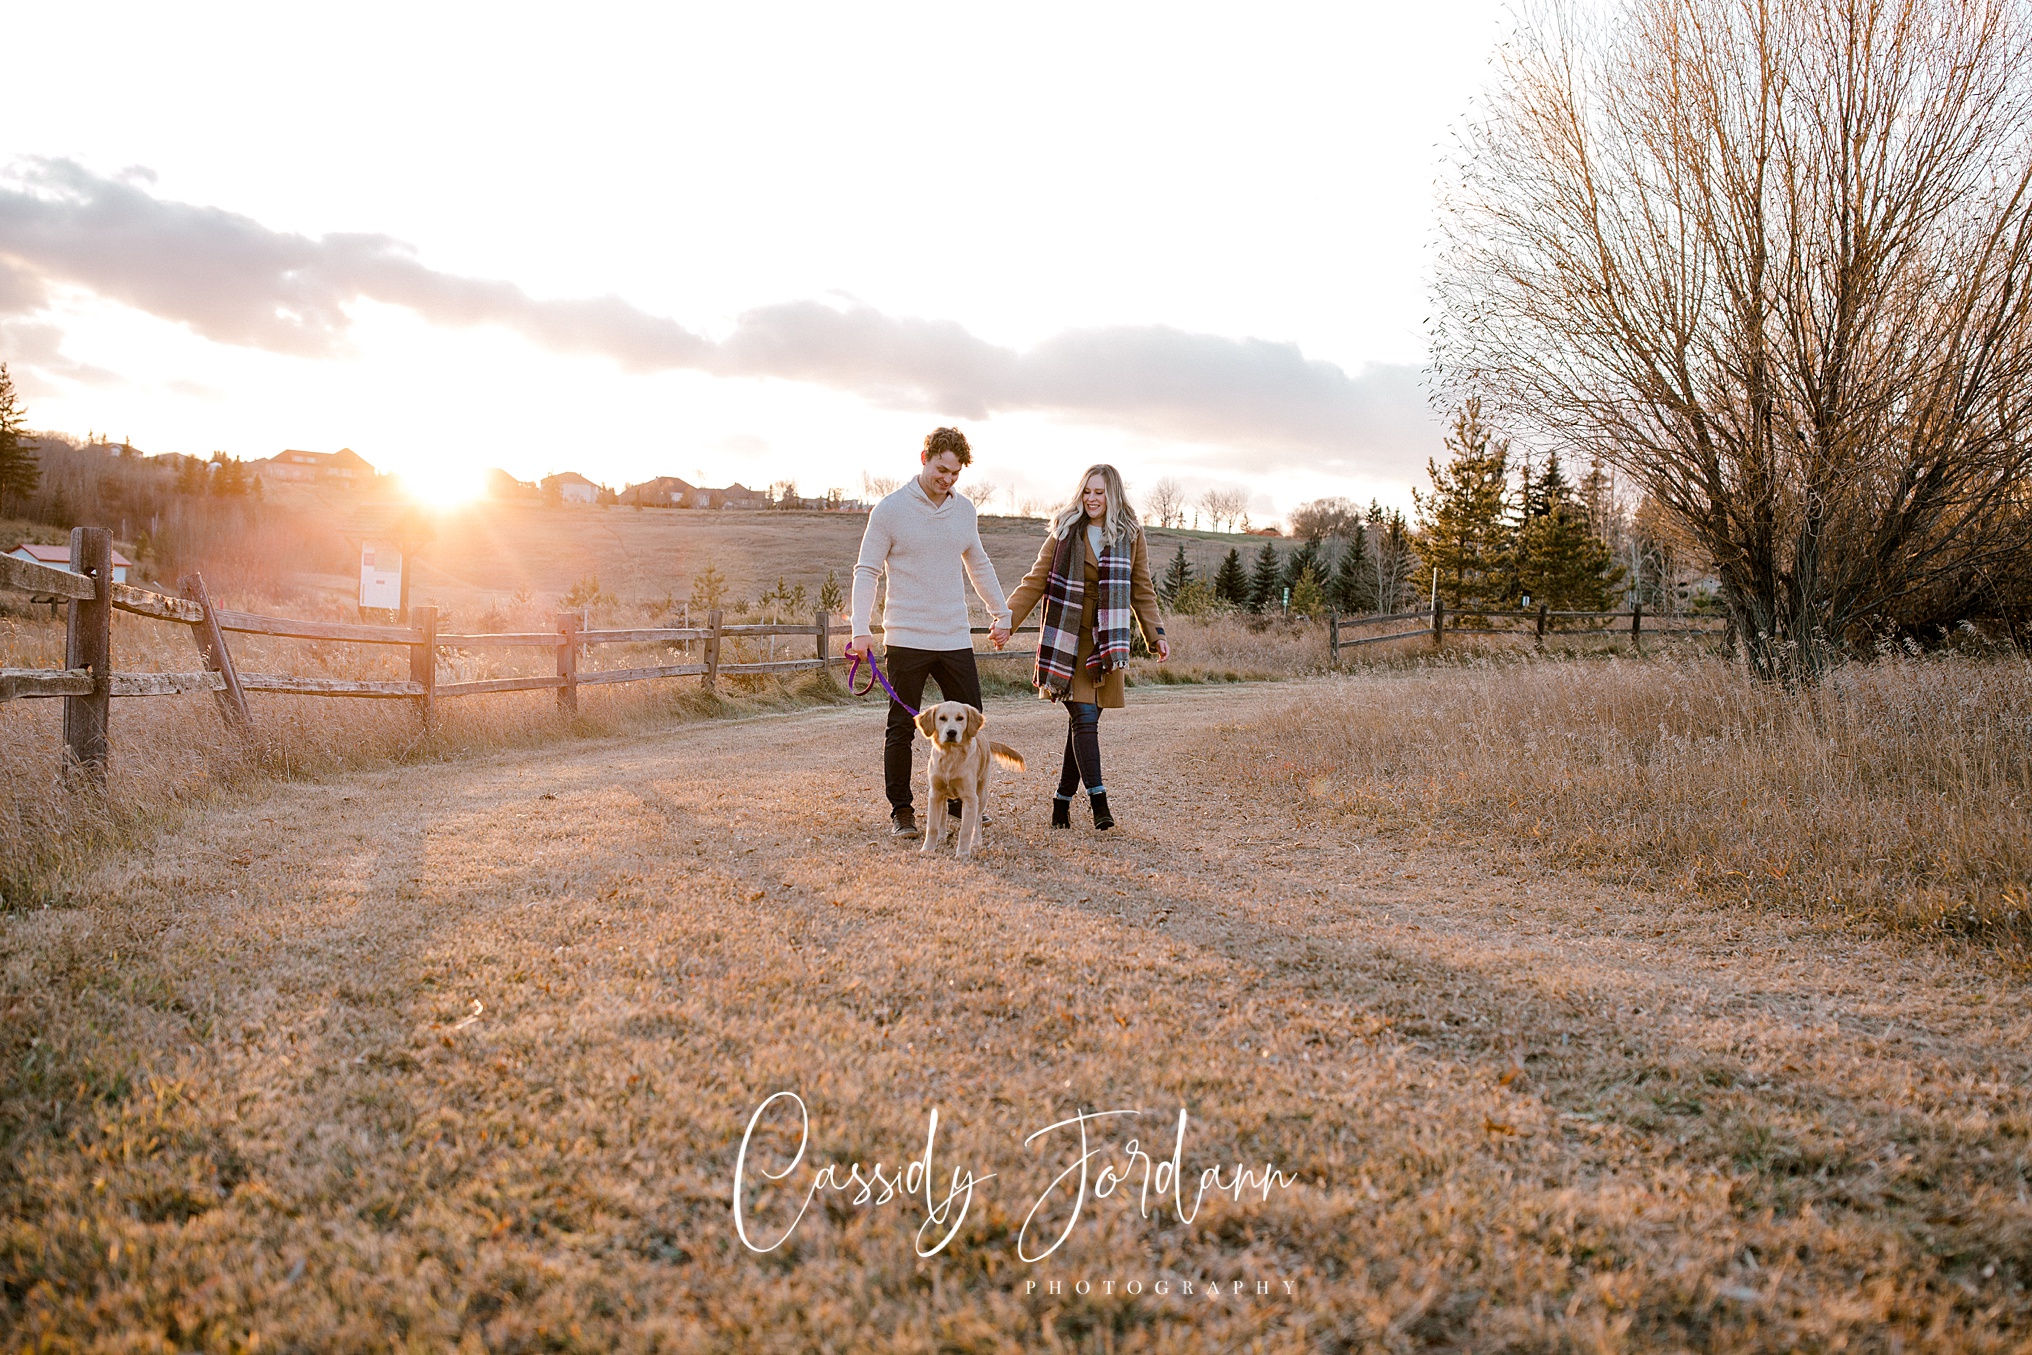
[
  {"left": 1326, "top": 599, "right": 1728, "bottom": 663},
  {"left": 4, "top": 526, "right": 1039, "bottom": 789}
]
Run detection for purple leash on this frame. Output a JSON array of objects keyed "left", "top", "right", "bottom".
[{"left": 846, "top": 649, "right": 918, "bottom": 717}]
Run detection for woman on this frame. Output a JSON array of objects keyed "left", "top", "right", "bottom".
[{"left": 1002, "top": 464, "right": 1169, "bottom": 830}]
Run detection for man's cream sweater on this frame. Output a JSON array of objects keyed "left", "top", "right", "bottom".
[{"left": 851, "top": 478, "right": 1010, "bottom": 650}]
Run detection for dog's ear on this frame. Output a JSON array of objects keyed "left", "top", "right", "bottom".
[
  {"left": 914, "top": 707, "right": 937, "bottom": 738},
  {"left": 963, "top": 705, "right": 985, "bottom": 738}
]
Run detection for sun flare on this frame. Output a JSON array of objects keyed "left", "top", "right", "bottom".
[{"left": 400, "top": 464, "right": 486, "bottom": 508}]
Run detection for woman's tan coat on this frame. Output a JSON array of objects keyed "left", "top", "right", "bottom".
[{"left": 1005, "top": 526, "right": 1165, "bottom": 708}]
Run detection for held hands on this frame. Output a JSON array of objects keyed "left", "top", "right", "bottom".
[{"left": 989, "top": 624, "right": 1011, "bottom": 650}]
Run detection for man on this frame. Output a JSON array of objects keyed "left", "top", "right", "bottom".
[{"left": 848, "top": 426, "right": 1012, "bottom": 838}]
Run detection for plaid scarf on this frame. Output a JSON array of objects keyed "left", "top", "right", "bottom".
[{"left": 1033, "top": 527, "right": 1135, "bottom": 700}]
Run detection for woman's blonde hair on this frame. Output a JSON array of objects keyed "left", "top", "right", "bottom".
[{"left": 1050, "top": 464, "right": 1141, "bottom": 547}]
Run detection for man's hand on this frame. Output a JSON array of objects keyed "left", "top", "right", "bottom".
[
  {"left": 989, "top": 624, "right": 1011, "bottom": 650},
  {"left": 847, "top": 634, "right": 879, "bottom": 661},
  {"left": 1156, "top": 637, "right": 1171, "bottom": 662}
]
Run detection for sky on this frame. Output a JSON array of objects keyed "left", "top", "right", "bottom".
[{"left": 0, "top": 2, "right": 1511, "bottom": 525}]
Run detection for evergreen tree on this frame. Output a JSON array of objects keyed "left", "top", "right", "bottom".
[
  {"left": 1534, "top": 450, "right": 1572, "bottom": 515},
  {"left": 175, "top": 455, "right": 209, "bottom": 496},
  {"left": 1518, "top": 501, "right": 1625, "bottom": 612},
  {"left": 1289, "top": 566, "right": 1327, "bottom": 619},
  {"left": 757, "top": 576, "right": 809, "bottom": 620},
  {"left": 1212, "top": 548, "right": 1249, "bottom": 607},
  {"left": 1331, "top": 525, "right": 1376, "bottom": 613},
  {"left": 689, "top": 563, "right": 728, "bottom": 612},
  {"left": 1510, "top": 450, "right": 1573, "bottom": 604},
  {"left": 1158, "top": 542, "right": 1193, "bottom": 603},
  {"left": 1280, "top": 538, "right": 1324, "bottom": 597},
  {"left": 208, "top": 452, "right": 252, "bottom": 497},
  {"left": 1170, "top": 578, "right": 1216, "bottom": 616},
  {"left": 819, "top": 568, "right": 845, "bottom": 614},
  {"left": 1247, "top": 540, "right": 1283, "bottom": 612},
  {"left": 0, "top": 364, "right": 39, "bottom": 516},
  {"left": 1413, "top": 398, "right": 1512, "bottom": 614}
]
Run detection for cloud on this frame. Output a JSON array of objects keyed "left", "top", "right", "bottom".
[
  {"left": 0, "top": 255, "right": 47, "bottom": 314},
  {"left": 0, "top": 158, "right": 715, "bottom": 366},
  {"left": 0, "top": 317, "right": 123, "bottom": 393},
  {"left": 0, "top": 158, "right": 1439, "bottom": 472}
]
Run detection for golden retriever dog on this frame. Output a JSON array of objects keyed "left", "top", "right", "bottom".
[{"left": 915, "top": 701, "right": 1025, "bottom": 857}]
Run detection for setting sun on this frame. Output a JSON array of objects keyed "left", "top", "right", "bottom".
[{"left": 400, "top": 462, "right": 485, "bottom": 507}]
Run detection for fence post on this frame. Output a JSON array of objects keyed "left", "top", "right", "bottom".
[
  {"left": 61, "top": 527, "right": 113, "bottom": 789},
  {"left": 181, "top": 572, "right": 250, "bottom": 728},
  {"left": 815, "top": 608, "right": 831, "bottom": 669},
  {"left": 410, "top": 604, "right": 438, "bottom": 727},
  {"left": 555, "top": 611, "right": 578, "bottom": 715},
  {"left": 1431, "top": 595, "right": 1446, "bottom": 650},
  {"left": 1327, "top": 611, "right": 1339, "bottom": 665},
  {"left": 1631, "top": 598, "right": 1643, "bottom": 652},
  {"left": 703, "top": 609, "right": 723, "bottom": 693},
  {"left": 1536, "top": 602, "right": 1549, "bottom": 645}
]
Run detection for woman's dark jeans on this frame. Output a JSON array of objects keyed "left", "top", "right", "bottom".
[{"left": 1055, "top": 701, "right": 1104, "bottom": 797}]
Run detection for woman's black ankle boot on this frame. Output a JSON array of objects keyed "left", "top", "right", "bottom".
[
  {"left": 1090, "top": 790, "right": 1114, "bottom": 831},
  {"left": 1051, "top": 795, "right": 1072, "bottom": 829}
]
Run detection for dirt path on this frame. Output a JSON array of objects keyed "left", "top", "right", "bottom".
[{"left": 5, "top": 681, "right": 2029, "bottom": 1352}]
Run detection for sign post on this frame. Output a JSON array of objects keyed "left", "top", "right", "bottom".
[{"left": 360, "top": 541, "right": 403, "bottom": 614}]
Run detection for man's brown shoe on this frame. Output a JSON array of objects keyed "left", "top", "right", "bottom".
[{"left": 890, "top": 807, "right": 922, "bottom": 839}]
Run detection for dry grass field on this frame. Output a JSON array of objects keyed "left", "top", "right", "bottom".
[
  {"left": 230, "top": 497, "right": 1264, "bottom": 632},
  {"left": 1243, "top": 652, "right": 2032, "bottom": 937},
  {"left": 5, "top": 662, "right": 2032, "bottom": 1351}
]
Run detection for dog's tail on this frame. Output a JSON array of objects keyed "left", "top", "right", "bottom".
[{"left": 990, "top": 742, "right": 1025, "bottom": 772}]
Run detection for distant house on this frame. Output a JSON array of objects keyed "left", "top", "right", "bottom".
[
  {"left": 541, "top": 472, "right": 601, "bottom": 506},
  {"left": 619, "top": 475, "right": 696, "bottom": 508},
  {"left": 717, "top": 482, "right": 769, "bottom": 509},
  {"left": 485, "top": 467, "right": 539, "bottom": 499},
  {"left": 9, "top": 542, "right": 134, "bottom": 584},
  {"left": 251, "top": 447, "right": 377, "bottom": 488}
]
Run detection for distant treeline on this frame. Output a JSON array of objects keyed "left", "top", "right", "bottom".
[{"left": 7, "top": 435, "right": 354, "bottom": 589}]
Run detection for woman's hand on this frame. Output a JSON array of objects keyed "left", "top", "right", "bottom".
[
  {"left": 1156, "top": 637, "right": 1171, "bottom": 662},
  {"left": 989, "top": 624, "right": 1011, "bottom": 650}
]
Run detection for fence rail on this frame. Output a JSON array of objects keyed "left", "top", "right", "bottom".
[
  {"left": 5, "top": 526, "right": 1058, "bottom": 788},
  {"left": 1326, "top": 598, "right": 1728, "bottom": 663}
]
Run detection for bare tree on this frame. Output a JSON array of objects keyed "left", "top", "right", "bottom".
[
  {"left": 862, "top": 472, "right": 900, "bottom": 500},
  {"left": 1289, "top": 495, "right": 1363, "bottom": 541},
  {"left": 1435, "top": 0, "right": 2032, "bottom": 677},
  {"left": 1146, "top": 477, "right": 1187, "bottom": 529},
  {"left": 1197, "top": 486, "right": 1250, "bottom": 533}
]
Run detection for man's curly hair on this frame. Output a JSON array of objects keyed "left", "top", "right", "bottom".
[{"left": 922, "top": 426, "right": 972, "bottom": 466}]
